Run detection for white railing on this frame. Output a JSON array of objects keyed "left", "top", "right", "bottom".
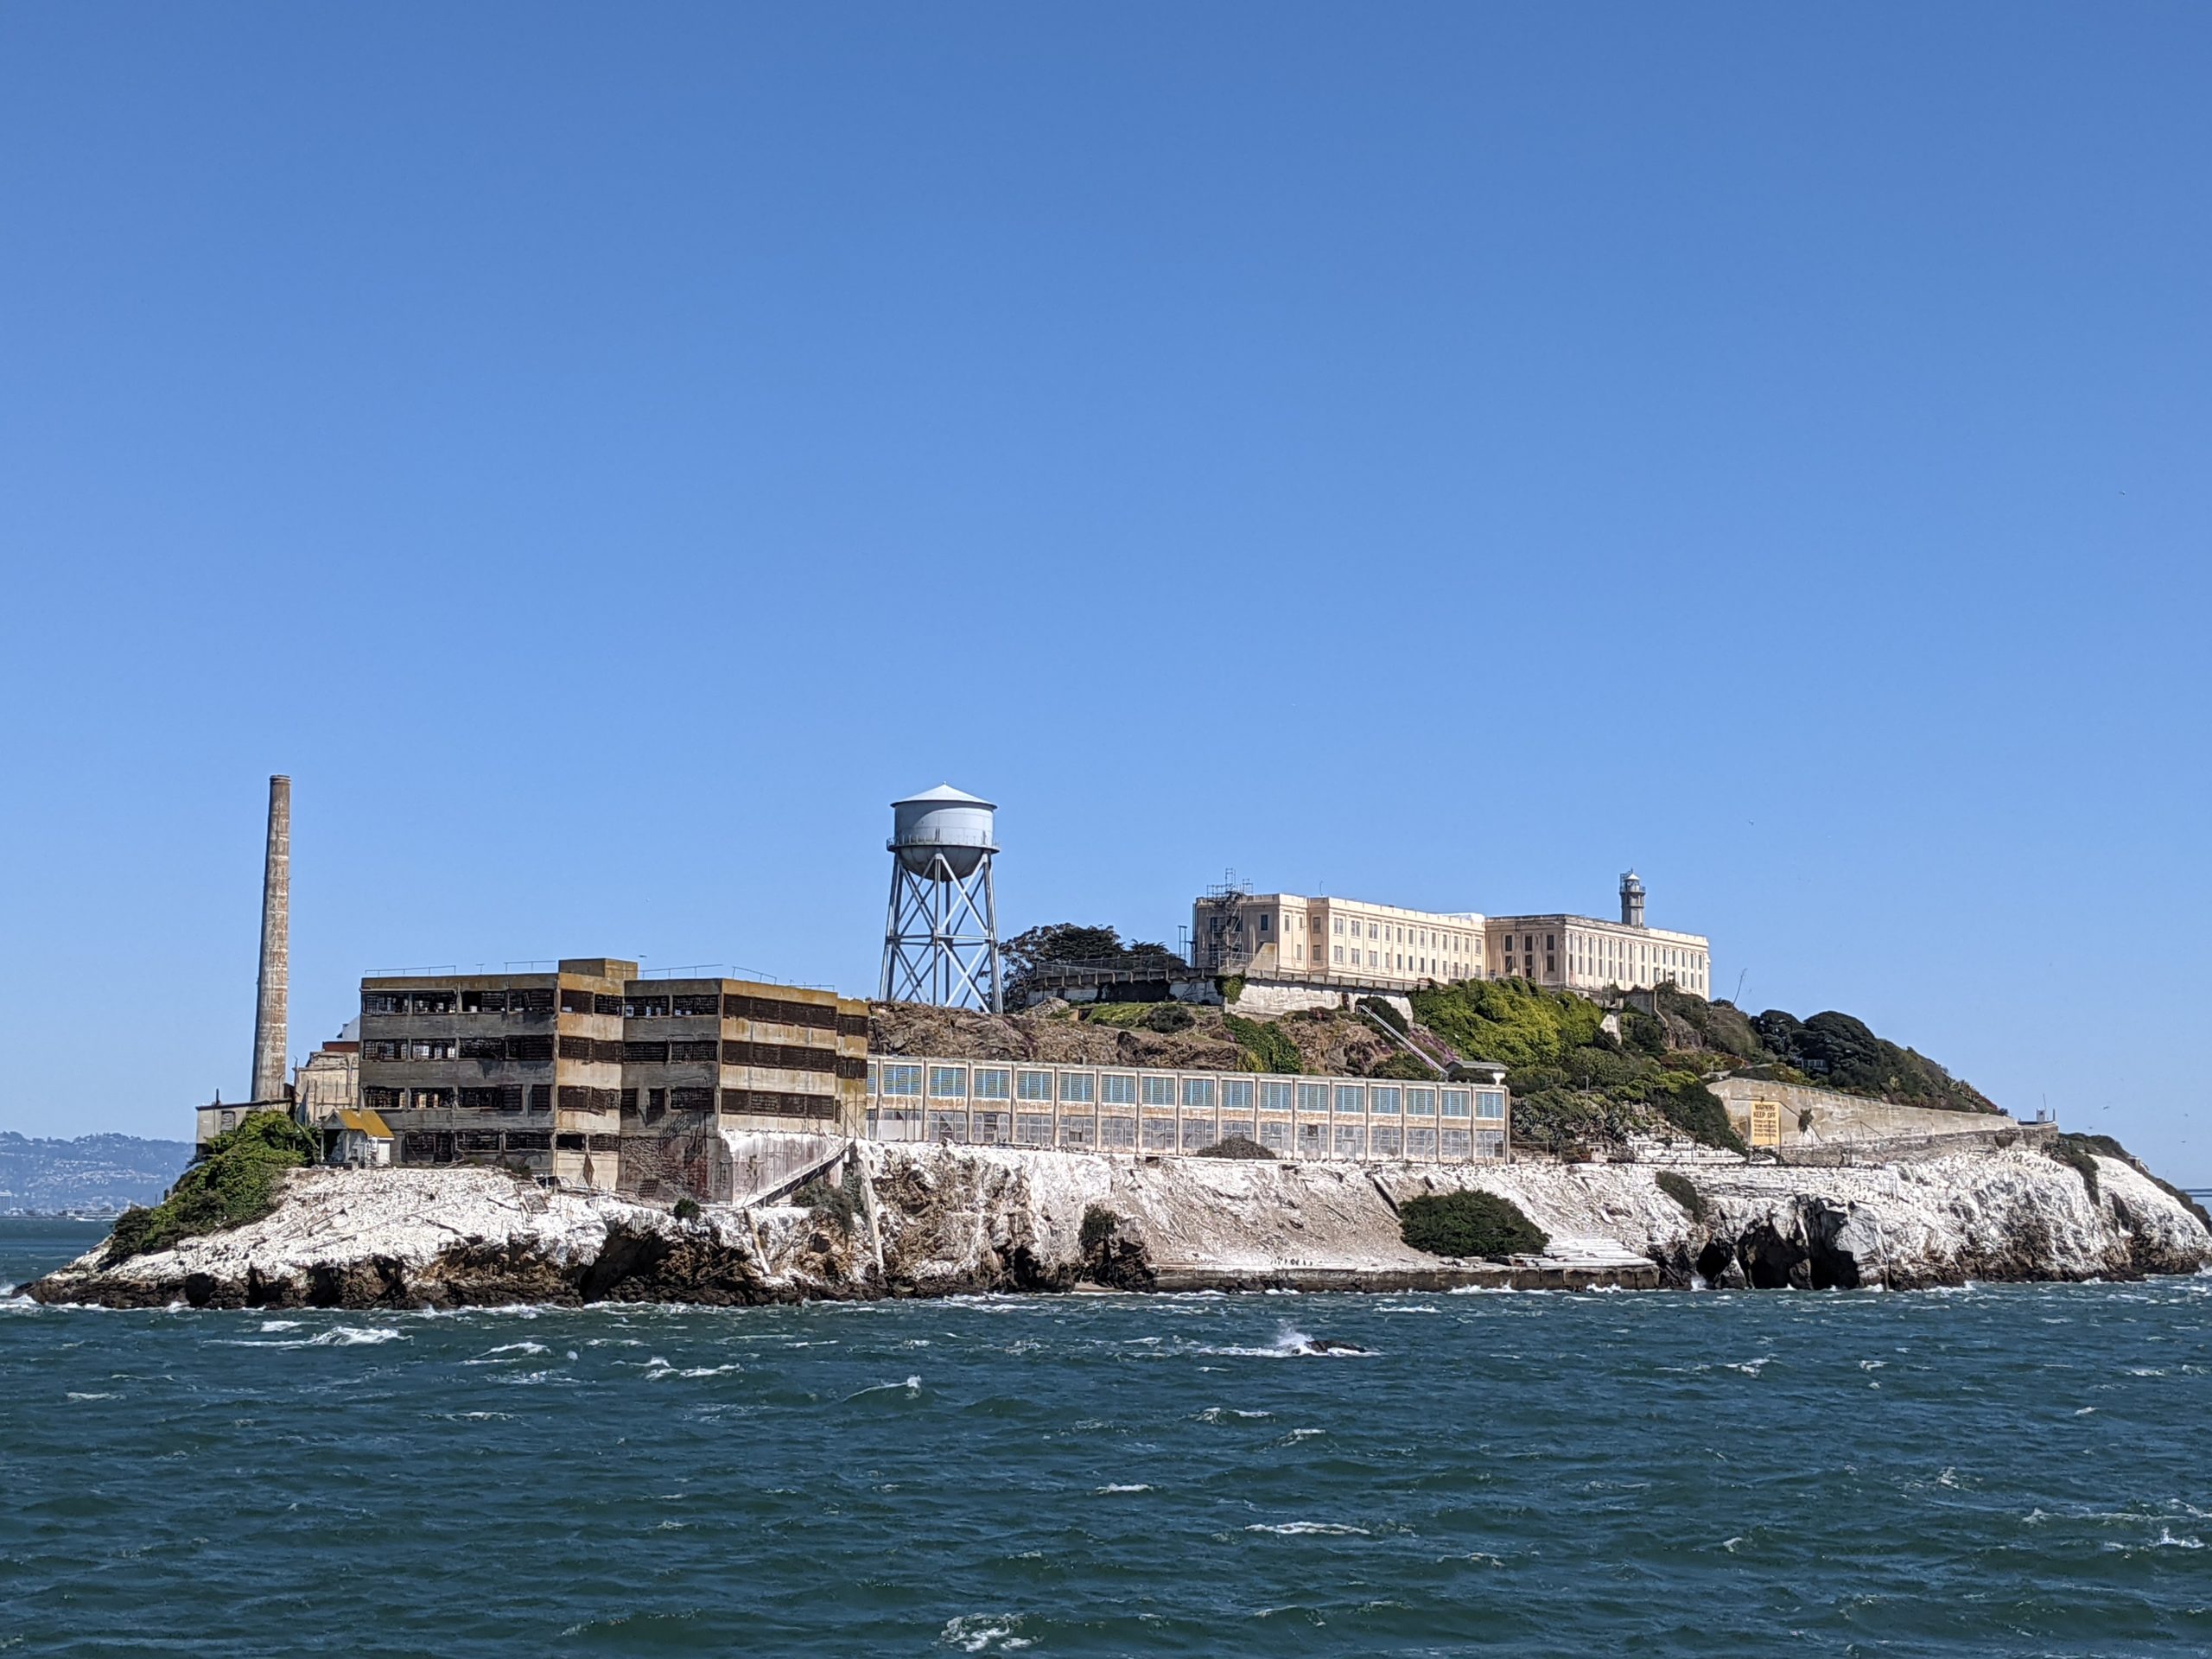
[{"left": 862, "top": 1056, "right": 1510, "bottom": 1163}]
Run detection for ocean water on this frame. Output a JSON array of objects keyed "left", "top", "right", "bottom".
[{"left": 4, "top": 1219, "right": 2210, "bottom": 1656}]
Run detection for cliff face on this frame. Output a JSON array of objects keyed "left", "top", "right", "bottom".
[{"left": 23, "top": 1145, "right": 2209, "bottom": 1311}]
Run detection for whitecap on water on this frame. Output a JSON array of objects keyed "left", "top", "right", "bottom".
[
  {"left": 259, "top": 1319, "right": 302, "bottom": 1332},
  {"left": 938, "top": 1613, "right": 1033, "bottom": 1652},
  {"left": 466, "top": 1340, "right": 550, "bottom": 1364},
  {"left": 223, "top": 1325, "right": 405, "bottom": 1350},
  {"left": 1245, "top": 1522, "right": 1369, "bottom": 1536},
  {"left": 1201, "top": 1325, "right": 1375, "bottom": 1358},
  {"left": 845, "top": 1375, "right": 922, "bottom": 1401},
  {"left": 1093, "top": 1483, "right": 1152, "bottom": 1494},
  {"left": 66, "top": 1391, "right": 118, "bottom": 1401}
]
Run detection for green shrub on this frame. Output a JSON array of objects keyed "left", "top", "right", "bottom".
[
  {"left": 1369, "top": 1051, "right": 1440, "bottom": 1081},
  {"left": 794, "top": 1163, "right": 864, "bottom": 1232},
  {"left": 1079, "top": 1002, "right": 1154, "bottom": 1029},
  {"left": 1410, "top": 980, "right": 1605, "bottom": 1071},
  {"left": 672, "top": 1197, "right": 702, "bottom": 1222},
  {"left": 1655, "top": 1170, "right": 1708, "bottom": 1224},
  {"left": 1357, "top": 996, "right": 1408, "bottom": 1035},
  {"left": 103, "top": 1110, "right": 319, "bottom": 1262},
  {"left": 1193, "top": 1135, "right": 1276, "bottom": 1160},
  {"left": 1649, "top": 1077, "right": 1747, "bottom": 1156},
  {"left": 1400, "top": 1190, "right": 1549, "bottom": 1260},
  {"left": 1142, "top": 1001, "right": 1195, "bottom": 1033},
  {"left": 1224, "top": 1013, "right": 1303, "bottom": 1076},
  {"left": 1220, "top": 975, "right": 1245, "bottom": 1006}
]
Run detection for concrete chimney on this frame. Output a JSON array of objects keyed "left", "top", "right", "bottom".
[{"left": 250, "top": 775, "right": 291, "bottom": 1103}]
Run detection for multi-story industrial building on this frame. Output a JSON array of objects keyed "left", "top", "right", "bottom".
[
  {"left": 1487, "top": 871, "right": 1712, "bottom": 998},
  {"left": 358, "top": 959, "right": 869, "bottom": 1192},
  {"left": 1190, "top": 890, "right": 1488, "bottom": 991}
]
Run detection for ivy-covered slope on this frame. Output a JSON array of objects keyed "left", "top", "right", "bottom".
[{"left": 1409, "top": 980, "right": 1995, "bottom": 1155}]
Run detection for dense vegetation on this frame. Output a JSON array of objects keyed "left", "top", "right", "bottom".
[
  {"left": 104, "top": 1111, "right": 318, "bottom": 1262},
  {"left": 1001, "top": 924, "right": 1187, "bottom": 1007},
  {"left": 1224, "top": 1012, "right": 1304, "bottom": 1074},
  {"left": 1409, "top": 980, "right": 1743, "bottom": 1154},
  {"left": 1748, "top": 1010, "right": 1995, "bottom": 1114},
  {"left": 794, "top": 1164, "right": 865, "bottom": 1232},
  {"left": 1408, "top": 978, "right": 1990, "bottom": 1155},
  {"left": 1399, "top": 1190, "right": 1549, "bottom": 1259}
]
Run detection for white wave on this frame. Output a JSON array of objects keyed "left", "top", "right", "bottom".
[
  {"left": 1245, "top": 1521, "right": 1370, "bottom": 1536},
  {"left": 677, "top": 1363, "right": 742, "bottom": 1378},
  {"left": 320, "top": 1325, "right": 404, "bottom": 1346},
  {"left": 939, "top": 1614, "right": 1033, "bottom": 1652},
  {"left": 488, "top": 1340, "right": 548, "bottom": 1356},
  {"left": 2105, "top": 1529, "right": 2204, "bottom": 1554},
  {"left": 1201, "top": 1325, "right": 1375, "bottom": 1359},
  {"left": 259, "top": 1319, "right": 302, "bottom": 1332},
  {"left": 845, "top": 1375, "right": 922, "bottom": 1401},
  {"left": 223, "top": 1325, "right": 405, "bottom": 1350},
  {"left": 1725, "top": 1357, "right": 1770, "bottom": 1376},
  {"left": 66, "top": 1391, "right": 118, "bottom": 1402},
  {"left": 1195, "top": 1407, "right": 1272, "bottom": 1421},
  {"left": 1093, "top": 1483, "right": 1152, "bottom": 1494}
]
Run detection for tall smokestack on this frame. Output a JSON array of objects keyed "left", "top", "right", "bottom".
[{"left": 250, "top": 775, "right": 291, "bottom": 1103}]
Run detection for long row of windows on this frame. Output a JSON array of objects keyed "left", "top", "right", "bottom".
[
  {"left": 871, "top": 1107, "right": 1509, "bottom": 1162},
  {"left": 874, "top": 1062, "right": 1504, "bottom": 1120},
  {"left": 364, "top": 988, "right": 864, "bottom": 1033},
  {"left": 366, "top": 1083, "right": 836, "bottom": 1119}
]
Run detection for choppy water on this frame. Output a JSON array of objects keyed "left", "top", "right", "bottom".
[{"left": 5, "top": 1219, "right": 2210, "bottom": 1656}]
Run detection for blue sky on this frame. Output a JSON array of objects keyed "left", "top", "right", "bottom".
[{"left": 3, "top": 6, "right": 2206, "bottom": 1179}]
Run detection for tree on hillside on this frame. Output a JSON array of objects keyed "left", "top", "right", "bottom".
[{"left": 1001, "top": 924, "right": 1186, "bottom": 1005}]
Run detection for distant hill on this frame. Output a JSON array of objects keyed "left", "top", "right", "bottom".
[{"left": 0, "top": 1132, "right": 194, "bottom": 1216}]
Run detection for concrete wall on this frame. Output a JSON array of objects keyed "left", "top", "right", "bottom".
[
  {"left": 1224, "top": 979, "right": 1413, "bottom": 1021},
  {"left": 1711, "top": 1076, "right": 2025, "bottom": 1150}
]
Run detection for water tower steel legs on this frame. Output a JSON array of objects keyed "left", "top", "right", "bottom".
[{"left": 879, "top": 850, "right": 1002, "bottom": 1013}]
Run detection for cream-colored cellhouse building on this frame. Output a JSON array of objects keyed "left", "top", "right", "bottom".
[
  {"left": 1191, "top": 892, "right": 1488, "bottom": 989},
  {"left": 1192, "top": 871, "right": 1711, "bottom": 999},
  {"left": 1487, "top": 872, "right": 1711, "bottom": 997}
]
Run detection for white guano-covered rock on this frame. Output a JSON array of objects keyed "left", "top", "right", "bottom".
[{"left": 25, "top": 1142, "right": 2209, "bottom": 1309}]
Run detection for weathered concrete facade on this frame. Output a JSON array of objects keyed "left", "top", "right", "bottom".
[{"left": 358, "top": 960, "right": 868, "bottom": 1195}]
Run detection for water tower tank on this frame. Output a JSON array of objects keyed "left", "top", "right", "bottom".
[{"left": 889, "top": 785, "right": 997, "bottom": 880}]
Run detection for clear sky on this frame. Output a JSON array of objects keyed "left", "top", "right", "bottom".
[{"left": 2, "top": 6, "right": 2206, "bottom": 1179}]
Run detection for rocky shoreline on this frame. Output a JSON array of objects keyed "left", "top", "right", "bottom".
[{"left": 22, "top": 1141, "right": 2210, "bottom": 1311}]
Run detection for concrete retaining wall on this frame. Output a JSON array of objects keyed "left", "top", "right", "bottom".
[{"left": 1711, "top": 1076, "right": 2024, "bottom": 1149}]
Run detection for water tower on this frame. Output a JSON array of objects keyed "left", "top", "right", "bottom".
[{"left": 879, "top": 785, "right": 1002, "bottom": 1011}]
